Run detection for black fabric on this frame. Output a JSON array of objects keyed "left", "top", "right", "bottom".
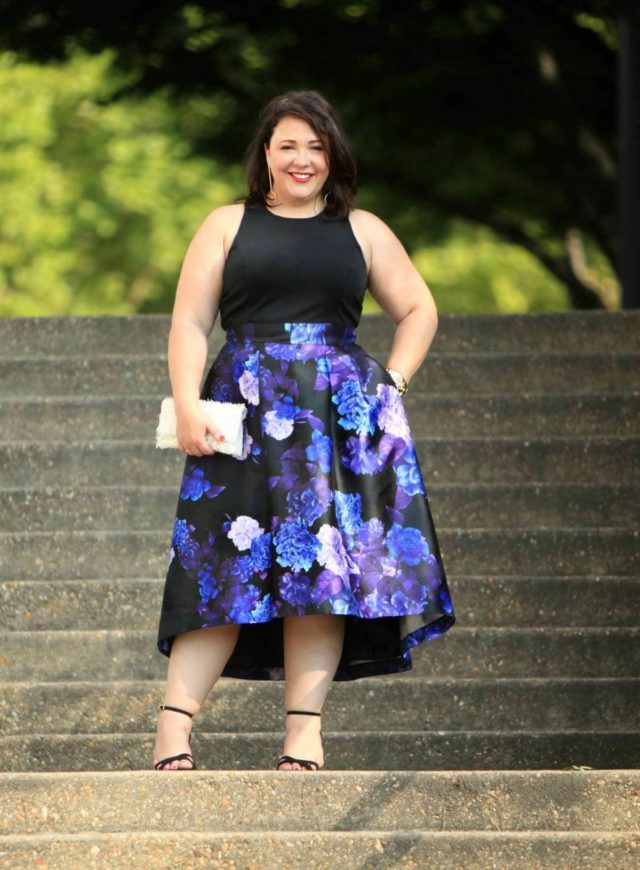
[{"left": 219, "top": 203, "right": 368, "bottom": 330}]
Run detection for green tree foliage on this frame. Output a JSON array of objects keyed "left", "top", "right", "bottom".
[
  {"left": 1, "top": 0, "right": 622, "bottom": 315},
  {"left": 0, "top": 45, "right": 575, "bottom": 317},
  {"left": 0, "top": 49, "right": 238, "bottom": 315},
  {"left": 0, "top": 0, "right": 620, "bottom": 309}
]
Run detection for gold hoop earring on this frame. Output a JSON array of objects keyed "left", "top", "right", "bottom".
[
  {"left": 323, "top": 188, "right": 336, "bottom": 209},
  {"left": 265, "top": 163, "right": 279, "bottom": 206}
]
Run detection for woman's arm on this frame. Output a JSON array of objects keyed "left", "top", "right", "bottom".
[
  {"left": 357, "top": 210, "right": 439, "bottom": 387},
  {"left": 169, "top": 204, "right": 241, "bottom": 456},
  {"left": 168, "top": 206, "right": 233, "bottom": 414}
]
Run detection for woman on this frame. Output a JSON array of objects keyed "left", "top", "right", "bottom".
[{"left": 152, "top": 90, "right": 456, "bottom": 772}]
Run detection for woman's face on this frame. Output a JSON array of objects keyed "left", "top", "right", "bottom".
[{"left": 264, "top": 115, "right": 330, "bottom": 207}]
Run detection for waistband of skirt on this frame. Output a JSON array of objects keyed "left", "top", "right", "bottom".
[{"left": 224, "top": 321, "right": 357, "bottom": 345}]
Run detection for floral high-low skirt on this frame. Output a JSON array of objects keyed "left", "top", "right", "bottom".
[{"left": 157, "top": 321, "right": 456, "bottom": 680}]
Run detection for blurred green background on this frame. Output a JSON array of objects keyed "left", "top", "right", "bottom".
[{"left": 0, "top": 2, "right": 620, "bottom": 316}]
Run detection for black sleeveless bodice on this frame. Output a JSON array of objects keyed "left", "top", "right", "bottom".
[{"left": 219, "top": 201, "right": 369, "bottom": 331}]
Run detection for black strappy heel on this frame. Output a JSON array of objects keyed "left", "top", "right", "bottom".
[
  {"left": 276, "top": 709, "right": 323, "bottom": 771},
  {"left": 153, "top": 703, "right": 197, "bottom": 770}
]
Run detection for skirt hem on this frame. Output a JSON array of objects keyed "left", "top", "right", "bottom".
[{"left": 156, "top": 611, "right": 455, "bottom": 682}]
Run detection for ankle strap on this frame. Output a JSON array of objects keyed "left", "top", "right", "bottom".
[
  {"left": 286, "top": 709, "right": 321, "bottom": 716},
  {"left": 158, "top": 703, "right": 194, "bottom": 718}
]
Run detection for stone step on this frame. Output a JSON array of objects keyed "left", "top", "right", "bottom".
[
  {"left": 1, "top": 770, "right": 637, "bottom": 831},
  {"left": 0, "top": 437, "right": 635, "bottom": 487},
  {"left": 2, "top": 393, "right": 637, "bottom": 440},
  {"left": 0, "top": 829, "right": 637, "bottom": 870},
  {"left": 1, "top": 628, "right": 638, "bottom": 681},
  {"left": 2, "top": 351, "right": 639, "bottom": 397},
  {"left": 1, "top": 730, "right": 637, "bottom": 772},
  {"left": 0, "top": 483, "right": 636, "bottom": 531},
  {"left": 1, "top": 678, "right": 637, "bottom": 734},
  {"left": 0, "top": 833, "right": 631, "bottom": 870},
  {"left": 0, "top": 528, "right": 636, "bottom": 581},
  {"left": 1, "top": 311, "right": 638, "bottom": 356},
  {"left": 0, "top": 311, "right": 637, "bottom": 862},
  {"left": 1, "top": 576, "right": 637, "bottom": 632}
]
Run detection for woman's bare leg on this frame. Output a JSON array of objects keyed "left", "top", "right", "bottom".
[
  {"left": 153, "top": 624, "right": 240, "bottom": 769},
  {"left": 278, "top": 614, "right": 346, "bottom": 771}
]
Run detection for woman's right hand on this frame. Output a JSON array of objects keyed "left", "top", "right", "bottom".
[{"left": 175, "top": 403, "right": 225, "bottom": 456}]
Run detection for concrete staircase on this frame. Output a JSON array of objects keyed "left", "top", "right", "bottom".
[{"left": 0, "top": 311, "right": 638, "bottom": 868}]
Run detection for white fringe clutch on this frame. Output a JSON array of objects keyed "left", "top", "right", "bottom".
[{"left": 155, "top": 397, "right": 248, "bottom": 459}]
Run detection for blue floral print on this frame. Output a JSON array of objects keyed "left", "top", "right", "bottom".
[{"left": 157, "top": 321, "right": 455, "bottom": 680}]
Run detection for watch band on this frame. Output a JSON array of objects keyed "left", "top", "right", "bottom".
[{"left": 385, "top": 367, "right": 408, "bottom": 394}]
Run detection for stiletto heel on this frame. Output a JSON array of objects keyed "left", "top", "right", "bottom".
[
  {"left": 153, "top": 703, "right": 197, "bottom": 770},
  {"left": 276, "top": 709, "right": 323, "bottom": 771}
]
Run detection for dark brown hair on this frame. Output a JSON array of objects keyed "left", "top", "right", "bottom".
[{"left": 234, "top": 90, "right": 358, "bottom": 219}]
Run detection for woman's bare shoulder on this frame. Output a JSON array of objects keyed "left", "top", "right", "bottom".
[
  {"left": 348, "top": 207, "right": 392, "bottom": 235},
  {"left": 203, "top": 203, "right": 244, "bottom": 227},
  {"left": 197, "top": 204, "right": 245, "bottom": 254},
  {"left": 348, "top": 207, "right": 398, "bottom": 252}
]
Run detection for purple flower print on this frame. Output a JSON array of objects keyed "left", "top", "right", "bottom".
[
  {"left": 181, "top": 466, "right": 222, "bottom": 501},
  {"left": 175, "top": 529, "right": 202, "bottom": 573},
  {"left": 396, "top": 449, "right": 427, "bottom": 498},
  {"left": 333, "top": 379, "right": 377, "bottom": 436},
  {"left": 263, "top": 410, "right": 294, "bottom": 439},
  {"left": 172, "top": 518, "right": 191, "bottom": 551},
  {"left": 377, "top": 385, "right": 411, "bottom": 440},
  {"left": 219, "top": 554, "right": 255, "bottom": 586},
  {"left": 227, "top": 515, "right": 265, "bottom": 551},
  {"left": 250, "top": 532, "right": 272, "bottom": 573},
  {"left": 315, "top": 355, "right": 332, "bottom": 382},
  {"left": 305, "top": 429, "right": 333, "bottom": 472},
  {"left": 334, "top": 491, "right": 364, "bottom": 536},
  {"left": 265, "top": 342, "right": 304, "bottom": 362},
  {"left": 386, "top": 523, "right": 431, "bottom": 566},
  {"left": 197, "top": 562, "right": 219, "bottom": 604},
  {"left": 239, "top": 351, "right": 261, "bottom": 405},
  {"left": 273, "top": 395, "right": 300, "bottom": 420},
  {"left": 287, "top": 484, "right": 331, "bottom": 526},
  {"left": 250, "top": 592, "right": 276, "bottom": 622},
  {"left": 340, "top": 435, "right": 381, "bottom": 476},
  {"left": 273, "top": 520, "right": 321, "bottom": 571},
  {"left": 286, "top": 323, "right": 328, "bottom": 343},
  {"left": 315, "top": 523, "right": 350, "bottom": 576},
  {"left": 280, "top": 571, "right": 313, "bottom": 607},
  {"left": 229, "top": 584, "right": 262, "bottom": 621}
]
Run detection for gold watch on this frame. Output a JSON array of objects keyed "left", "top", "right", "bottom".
[{"left": 385, "top": 367, "right": 408, "bottom": 394}]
